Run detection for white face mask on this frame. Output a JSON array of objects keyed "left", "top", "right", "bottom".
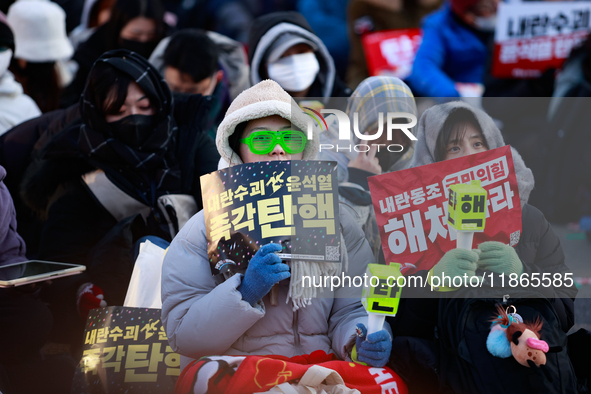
[
  {"left": 473, "top": 15, "right": 497, "bottom": 32},
  {"left": 0, "top": 49, "right": 12, "bottom": 77},
  {"left": 267, "top": 52, "right": 320, "bottom": 93}
]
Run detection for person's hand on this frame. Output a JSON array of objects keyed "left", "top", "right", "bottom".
[
  {"left": 430, "top": 248, "right": 480, "bottom": 287},
  {"left": 348, "top": 143, "right": 382, "bottom": 175},
  {"left": 353, "top": 323, "right": 392, "bottom": 367},
  {"left": 77, "top": 282, "right": 107, "bottom": 318},
  {"left": 238, "top": 243, "right": 290, "bottom": 306},
  {"left": 477, "top": 241, "right": 524, "bottom": 276}
]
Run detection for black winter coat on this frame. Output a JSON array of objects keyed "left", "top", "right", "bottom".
[
  {"left": 386, "top": 203, "right": 577, "bottom": 392},
  {"left": 19, "top": 94, "right": 219, "bottom": 303}
]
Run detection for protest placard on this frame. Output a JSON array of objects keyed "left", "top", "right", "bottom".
[
  {"left": 492, "top": 2, "right": 591, "bottom": 78},
  {"left": 361, "top": 28, "right": 422, "bottom": 79},
  {"left": 368, "top": 146, "right": 522, "bottom": 274},
  {"left": 200, "top": 160, "right": 341, "bottom": 278},
  {"left": 71, "top": 307, "right": 180, "bottom": 393}
]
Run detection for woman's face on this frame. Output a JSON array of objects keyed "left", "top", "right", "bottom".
[
  {"left": 238, "top": 115, "right": 304, "bottom": 163},
  {"left": 443, "top": 122, "right": 488, "bottom": 160},
  {"left": 105, "top": 81, "right": 155, "bottom": 122},
  {"left": 120, "top": 17, "right": 156, "bottom": 43}
]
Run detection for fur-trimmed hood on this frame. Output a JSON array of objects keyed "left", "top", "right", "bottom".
[
  {"left": 215, "top": 79, "right": 320, "bottom": 166},
  {"left": 408, "top": 101, "right": 534, "bottom": 207}
]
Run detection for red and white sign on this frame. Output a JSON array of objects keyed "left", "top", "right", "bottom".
[
  {"left": 361, "top": 28, "right": 422, "bottom": 79},
  {"left": 493, "top": 2, "right": 591, "bottom": 78},
  {"left": 368, "top": 146, "right": 522, "bottom": 274}
]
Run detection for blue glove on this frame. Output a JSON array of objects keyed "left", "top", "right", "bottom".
[
  {"left": 352, "top": 323, "right": 392, "bottom": 367},
  {"left": 238, "top": 243, "right": 290, "bottom": 306}
]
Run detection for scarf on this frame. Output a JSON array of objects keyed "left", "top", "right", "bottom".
[{"left": 45, "top": 49, "right": 181, "bottom": 206}]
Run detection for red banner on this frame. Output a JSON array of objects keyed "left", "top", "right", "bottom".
[
  {"left": 492, "top": 2, "right": 591, "bottom": 78},
  {"left": 368, "top": 146, "right": 522, "bottom": 274},
  {"left": 361, "top": 28, "right": 422, "bottom": 79}
]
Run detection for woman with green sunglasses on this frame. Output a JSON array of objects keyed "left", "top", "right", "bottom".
[{"left": 161, "top": 80, "right": 390, "bottom": 382}]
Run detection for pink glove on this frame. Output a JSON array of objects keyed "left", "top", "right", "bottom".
[{"left": 76, "top": 283, "right": 107, "bottom": 318}]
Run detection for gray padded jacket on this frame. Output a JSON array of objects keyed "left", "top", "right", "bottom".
[{"left": 161, "top": 204, "right": 375, "bottom": 369}]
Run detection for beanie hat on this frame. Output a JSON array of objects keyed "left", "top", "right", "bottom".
[
  {"left": 450, "top": 0, "right": 479, "bottom": 16},
  {"left": 216, "top": 79, "right": 320, "bottom": 165},
  {"left": 0, "top": 12, "right": 14, "bottom": 52},
  {"left": 7, "top": 0, "right": 73, "bottom": 62}
]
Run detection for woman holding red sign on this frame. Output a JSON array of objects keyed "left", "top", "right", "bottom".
[
  {"left": 161, "top": 80, "right": 396, "bottom": 385},
  {"left": 386, "top": 101, "right": 578, "bottom": 393}
]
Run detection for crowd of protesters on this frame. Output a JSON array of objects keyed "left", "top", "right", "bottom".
[{"left": 0, "top": 0, "right": 590, "bottom": 392}]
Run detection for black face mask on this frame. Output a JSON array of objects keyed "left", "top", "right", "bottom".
[
  {"left": 120, "top": 39, "right": 156, "bottom": 59},
  {"left": 108, "top": 114, "right": 155, "bottom": 148}
]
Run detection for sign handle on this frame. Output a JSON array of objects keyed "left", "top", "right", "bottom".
[
  {"left": 367, "top": 314, "right": 386, "bottom": 335},
  {"left": 456, "top": 231, "right": 474, "bottom": 250}
]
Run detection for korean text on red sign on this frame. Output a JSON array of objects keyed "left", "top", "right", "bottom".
[
  {"left": 493, "top": 2, "right": 591, "bottom": 78},
  {"left": 368, "top": 146, "right": 522, "bottom": 274}
]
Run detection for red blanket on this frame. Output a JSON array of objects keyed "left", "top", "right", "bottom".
[{"left": 176, "top": 350, "right": 407, "bottom": 394}]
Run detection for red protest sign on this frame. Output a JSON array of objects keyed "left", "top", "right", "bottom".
[
  {"left": 368, "top": 146, "right": 522, "bottom": 274},
  {"left": 361, "top": 28, "right": 422, "bottom": 79},
  {"left": 492, "top": 2, "right": 591, "bottom": 78}
]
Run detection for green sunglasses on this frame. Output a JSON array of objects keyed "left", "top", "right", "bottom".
[{"left": 240, "top": 130, "right": 308, "bottom": 155}]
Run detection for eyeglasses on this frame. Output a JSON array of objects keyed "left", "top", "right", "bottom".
[{"left": 240, "top": 130, "right": 307, "bottom": 155}]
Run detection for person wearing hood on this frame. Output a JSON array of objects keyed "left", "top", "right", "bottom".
[
  {"left": 19, "top": 49, "right": 219, "bottom": 348},
  {"left": 385, "top": 101, "right": 577, "bottom": 392},
  {"left": 61, "top": 0, "right": 167, "bottom": 107},
  {"left": 161, "top": 79, "right": 392, "bottom": 376},
  {"left": 7, "top": 0, "right": 74, "bottom": 113},
  {"left": 318, "top": 76, "right": 417, "bottom": 260},
  {"left": 248, "top": 11, "right": 351, "bottom": 105},
  {"left": 406, "top": 0, "right": 498, "bottom": 98},
  {"left": 0, "top": 12, "right": 40, "bottom": 135}
]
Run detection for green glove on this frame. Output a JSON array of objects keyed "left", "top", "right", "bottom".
[
  {"left": 430, "top": 248, "right": 480, "bottom": 289},
  {"left": 477, "top": 241, "right": 524, "bottom": 276}
]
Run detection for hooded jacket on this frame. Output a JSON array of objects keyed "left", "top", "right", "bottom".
[
  {"left": 317, "top": 76, "right": 417, "bottom": 260},
  {"left": 388, "top": 101, "right": 576, "bottom": 353},
  {"left": 248, "top": 12, "right": 351, "bottom": 102},
  {"left": 161, "top": 80, "right": 374, "bottom": 369},
  {"left": 406, "top": 4, "right": 492, "bottom": 98},
  {"left": 0, "top": 71, "right": 40, "bottom": 136}
]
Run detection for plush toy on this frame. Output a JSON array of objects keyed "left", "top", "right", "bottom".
[{"left": 486, "top": 305, "right": 562, "bottom": 379}]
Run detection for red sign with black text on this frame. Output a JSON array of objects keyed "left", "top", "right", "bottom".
[{"left": 368, "top": 146, "right": 522, "bottom": 274}]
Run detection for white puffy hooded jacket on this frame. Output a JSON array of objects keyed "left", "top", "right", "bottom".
[{"left": 161, "top": 80, "right": 375, "bottom": 369}]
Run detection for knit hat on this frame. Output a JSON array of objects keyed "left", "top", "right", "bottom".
[
  {"left": 266, "top": 32, "right": 318, "bottom": 63},
  {"left": 407, "top": 101, "right": 535, "bottom": 207},
  {"left": 0, "top": 12, "right": 14, "bottom": 52},
  {"left": 450, "top": 0, "right": 479, "bottom": 16},
  {"left": 216, "top": 79, "right": 319, "bottom": 165},
  {"left": 7, "top": 0, "right": 73, "bottom": 62}
]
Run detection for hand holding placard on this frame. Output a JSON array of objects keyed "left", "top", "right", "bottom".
[{"left": 238, "top": 244, "right": 290, "bottom": 306}]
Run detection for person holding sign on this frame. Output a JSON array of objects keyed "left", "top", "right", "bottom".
[
  {"left": 386, "top": 101, "right": 577, "bottom": 393},
  {"left": 161, "top": 79, "right": 393, "bottom": 375}
]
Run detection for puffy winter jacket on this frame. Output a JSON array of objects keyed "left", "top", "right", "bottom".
[{"left": 161, "top": 204, "right": 374, "bottom": 369}]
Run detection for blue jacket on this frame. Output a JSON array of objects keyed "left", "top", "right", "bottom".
[
  {"left": 297, "top": 0, "right": 349, "bottom": 76},
  {"left": 407, "top": 4, "right": 490, "bottom": 97}
]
